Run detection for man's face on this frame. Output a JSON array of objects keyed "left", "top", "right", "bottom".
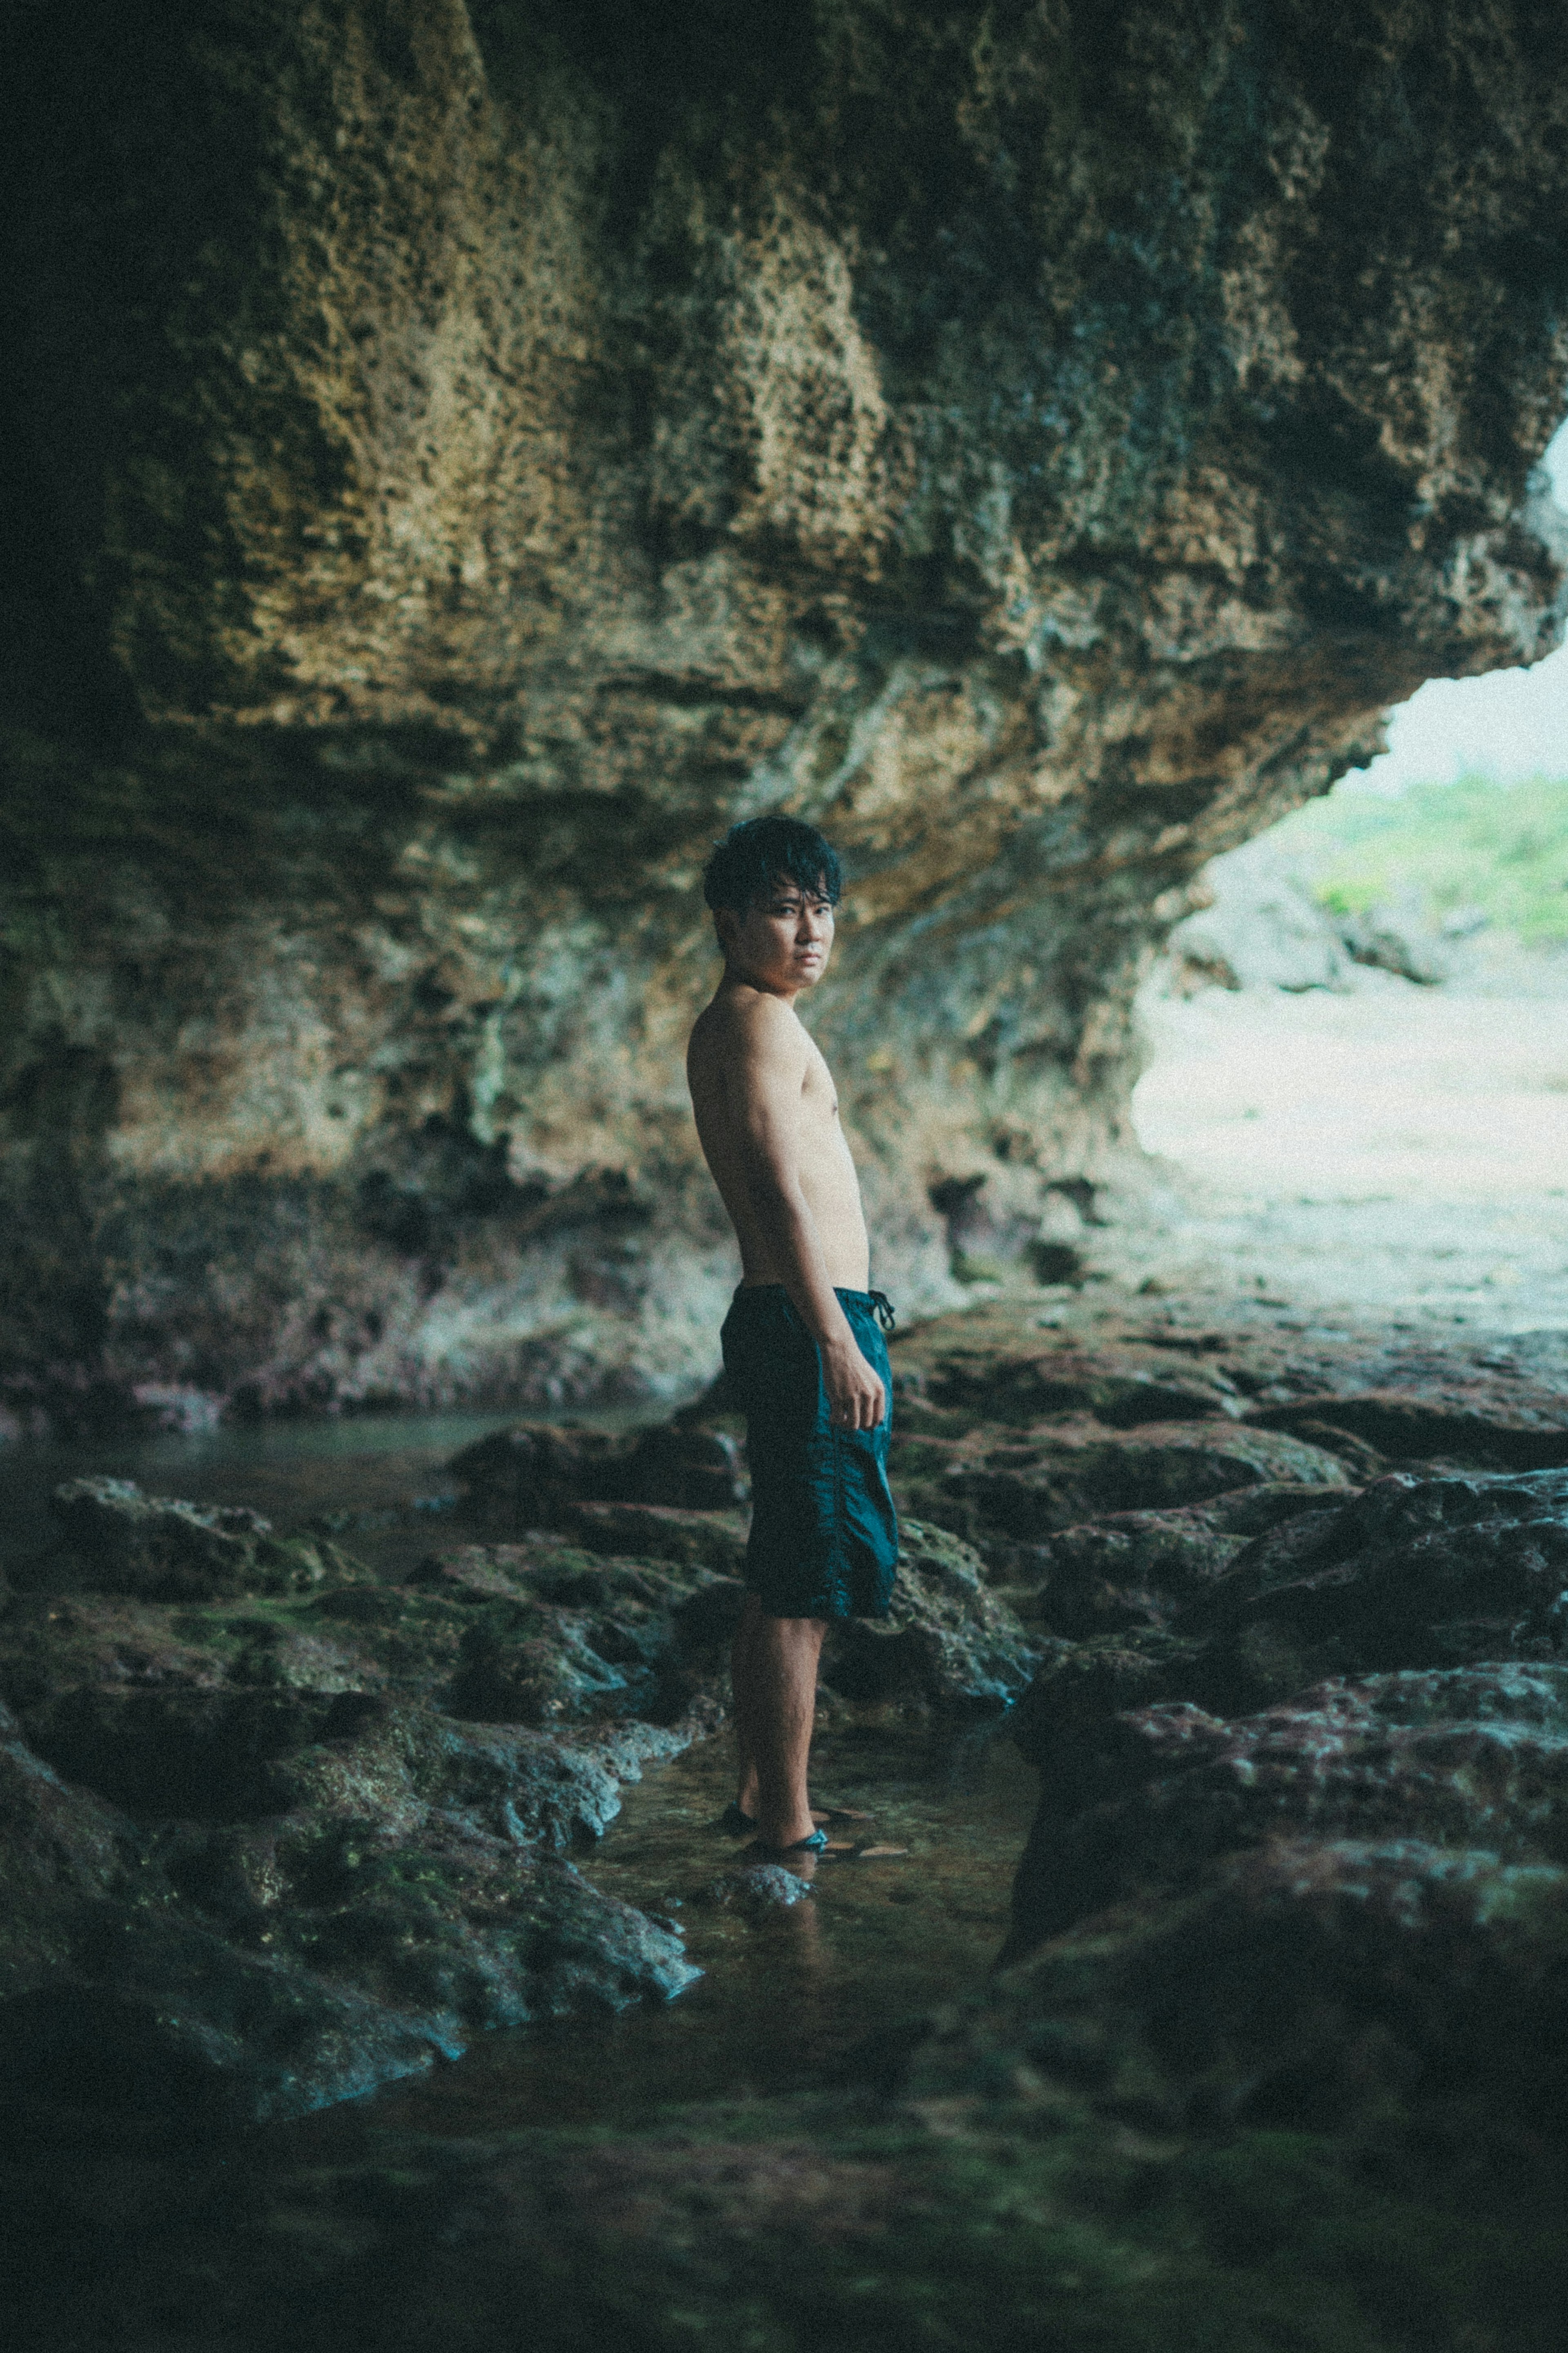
[{"left": 719, "top": 873, "right": 836, "bottom": 995}]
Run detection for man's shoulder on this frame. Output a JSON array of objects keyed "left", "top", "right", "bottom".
[{"left": 692, "top": 984, "right": 804, "bottom": 1058}]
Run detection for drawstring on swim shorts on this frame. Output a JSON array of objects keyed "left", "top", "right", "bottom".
[{"left": 868, "top": 1289, "right": 897, "bottom": 1334}]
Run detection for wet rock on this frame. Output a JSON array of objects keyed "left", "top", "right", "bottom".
[
  {"left": 1251, "top": 1389, "right": 1568, "bottom": 1471},
  {"left": 265, "top": 1702, "right": 670, "bottom": 1850},
  {"left": 904, "top": 1348, "right": 1244, "bottom": 1428},
  {"left": 430, "top": 1550, "right": 742, "bottom": 1729},
  {"left": 21, "top": 1682, "right": 334, "bottom": 1821},
  {"left": 821, "top": 1521, "right": 1038, "bottom": 1712},
  {"left": 8, "top": 1836, "right": 697, "bottom": 2126},
  {"left": 0, "top": 1683, "right": 699, "bottom": 2126},
  {"left": 40, "top": 1478, "right": 349, "bottom": 1600},
  {"left": 899, "top": 1419, "right": 1352, "bottom": 1546},
  {"left": 1006, "top": 1660, "right": 1568, "bottom": 1960},
  {"left": 915, "top": 1829, "right": 1568, "bottom": 2151},
  {"left": 11, "top": 1320, "right": 1565, "bottom": 2340},
  {"left": 44, "top": 1827, "right": 1568, "bottom": 2347},
  {"left": 559, "top": 1502, "right": 749, "bottom": 1576},
  {"left": 705, "top": 1863, "right": 813, "bottom": 1912},
  {"left": 991, "top": 1482, "right": 1354, "bottom": 1636},
  {"left": 1010, "top": 1467, "right": 1568, "bottom": 1759},
  {"left": 0, "top": 1698, "right": 129, "bottom": 1986},
  {"left": 1178, "top": 1468, "right": 1568, "bottom": 1700},
  {"left": 447, "top": 1425, "right": 747, "bottom": 1532},
  {"left": 425, "top": 1510, "right": 1034, "bottom": 1721},
  {"left": 0, "top": 1534, "right": 737, "bottom": 1758},
  {"left": 0, "top": 1495, "right": 731, "bottom": 2121}
]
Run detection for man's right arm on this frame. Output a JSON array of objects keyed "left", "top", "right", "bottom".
[{"left": 725, "top": 1003, "right": 885, "bottom": 1432}]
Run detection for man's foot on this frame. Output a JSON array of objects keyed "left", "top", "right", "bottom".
[
  {"left": 724, "top": 1801, "right": 872, "bottom": 1835},
  {"left": 747, "top": 1827, "right": 829, "bottom": 1860}
]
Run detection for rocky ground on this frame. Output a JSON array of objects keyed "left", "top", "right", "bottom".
[
  {"left": 4, "top": 1292, "right": 1568, "bottom": 2346},
  {"left": 0, "top": 1416, "right": 1033, "bottom": 2127}
]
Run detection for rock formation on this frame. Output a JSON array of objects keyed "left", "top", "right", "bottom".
[
  {"left": 5, "top": 0, "right": 1568, "bottom": 1423},
  {"left": 7, "top": 1298, "right": 1568, "bottom": 2349},
  {"left": 0, "top": 1438, "right": 1032, "bottom": 2119}
]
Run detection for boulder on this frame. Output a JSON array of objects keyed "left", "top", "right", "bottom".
[
  {"left": 1158, "top": 839, "right": 1361, "bottom": 994},
  {"left": 1005, "top": 1659, "right": 1568, "bottom": 1961},
  {"left": 0, "top": 1694, "right": 697, "bottom": 2124},
  {"left": 1010, "top": 1467, "right": 1568, "bottom": 1762},
  {"left": 820, "top": 1520, "right": 1038, "bottom": 1713},
  {"left": 1176, "top": 1468, "right": 1568, "bottom": 1702},
  {"left": 0, "top": 1535, "right": 738, "bottom": 1764},
  {"left": 900, "top": 1351, "right": 1244, "bottom": 1428},
  {"left": 40, "top": 1477, "right": 350, "bottom": 1600},
  {"left": 913, "top": 1828, "right": 1568, "bottom": 2150},
  {"left": 899, "top": 1420, "right": 1352, "bottom": 1546},
  {"left": 447, "top": 1425, "right": 747, "bottom": 1531},
  {"left": 1250, "top": 1389, "right": 1568, "bottom": 1472},
  {"left": 991, "top": 1482, "right": 1354, "bottom": 1636},
  {"left": 558, "top": 1501, "right": 749, "bottom": 1576},
  {"left": 0, "top": 1494, "right": 737, "bottom": 2123}
]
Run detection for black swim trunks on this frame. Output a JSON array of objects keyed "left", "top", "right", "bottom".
[{"left": 720, "top": 1283, "right": 900, "bottom": 1620}]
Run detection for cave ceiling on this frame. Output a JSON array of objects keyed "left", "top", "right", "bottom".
[{"left": 3, "top": 0, "right": 1567, "bottom": 1422}]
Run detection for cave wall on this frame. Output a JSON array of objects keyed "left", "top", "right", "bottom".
[{"left": 4, "top": 0, "right": 1568, "bottom": 1427}]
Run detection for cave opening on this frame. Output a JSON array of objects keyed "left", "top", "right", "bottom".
[
  {"left": 5, "top": 9, "right": 1568, "bottom": 2349},
  {"left": 1131, "top": 415, "right": 1568, "bottom": 1336}
]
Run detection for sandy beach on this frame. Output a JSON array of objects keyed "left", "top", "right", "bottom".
[{"left": 1125, "top": 964, "right": 1568, "bottom": 1330}]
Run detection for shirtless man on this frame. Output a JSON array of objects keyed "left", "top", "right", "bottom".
[{"left": 686, "top": 815, "right": 900, "bottom": 1858}]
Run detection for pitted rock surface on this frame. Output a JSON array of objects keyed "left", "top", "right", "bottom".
[
  {"left": 0, "top": 1686, "right": 698, "bottom": 2125},
  {"left": 7, "top": 5, "right": 1568, "bottom": 1421},
  {"left": 41, "top": 1478, "right": 350, "bottom": 1601},
  {"left": 1006, "top": 1662, "right": 1568, "bottom": 1957},
  {"left": 819, "top": 1518, "right": 1038, "bottom": 1712},
  {"left": 706, "top": 1863, "right": 815, "bottom": 1913},
  {"left": 0, "top": 1450, "right": 1033, "bottom": 2117},
  {"left": 902, "top": 1419, "right": 1354, "bottom": 1548},
  {"left": 990, "top": 1482, "right": 1353, "bottom": 1637},
  {"left": 0, "top": 1502, "right": 726, "bottom": 2120},
  {"left": 4, "top": 1293, "right": 1568, "bottom": 2342}
]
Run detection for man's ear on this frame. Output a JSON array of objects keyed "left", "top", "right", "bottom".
[{"left": 713, "top": 905, "right": 739, "bottom": 953}]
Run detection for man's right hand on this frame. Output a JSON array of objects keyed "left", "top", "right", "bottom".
[{"left": 822, "top": 1334, "right": 886, "bottom": 1432}]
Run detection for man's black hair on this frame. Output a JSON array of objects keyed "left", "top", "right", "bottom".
[{"left": 702, "top": 815, "right": 844, "bottom": 913}]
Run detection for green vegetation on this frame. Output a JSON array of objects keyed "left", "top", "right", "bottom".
[{"left": 1269, "top": 773, "right": 1568, "bottom": 945}]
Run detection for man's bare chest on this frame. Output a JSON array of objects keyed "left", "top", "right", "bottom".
[{"left": 798, "top": 1036, "right": 841, "bottom": 1122}]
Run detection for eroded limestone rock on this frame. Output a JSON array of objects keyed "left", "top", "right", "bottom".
[
  {"left": 901, "top": 1419, "right": 1353, "bottom": 1547},
  {"left": 819, "top": 1518, "right": 1038, "bottom": 1712},
  {"left": 5, "top": 1303, "right": 1568, "bottom": 2339},
  {"left": 1009, "top": 1465, "right": 1568, "bottom": 1780},
  {"left": 990, "top": 1482, "right": 1353, "bottom": 1637},
  {"left": 0, "top": 1441, "right": 1037, "bottom": 2117},
  {"left": 0, "top": 1692, "right": 697, "bottom": 2125},
  {"left": 7, "top": 3, "right": 1568, "bottom": 1419},
  {"left": 41, "top": 1477, "right": 349, "bottom": 1600},
  {"left": 0, "top": 1501, "right": 727, "bottom": 2119},
  {"left": 1007, "top": 1660, "right": 1568, "bottom": 1957},
  {"left": 447, "top": 1424, "right": 748, "bottom": 1530}
]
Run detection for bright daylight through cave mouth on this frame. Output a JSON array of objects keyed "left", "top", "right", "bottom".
[
  {"left": 4, "top": 13, "right": 1568, "bottom": 2353},
  {"left": 1129, "top": 419, "right": 1568, "bottom": 1334}
]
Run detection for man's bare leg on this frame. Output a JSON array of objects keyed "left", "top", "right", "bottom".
[
  {"left": 732, "top": 1594, "right": 763, "bottom": 1822},
  {"left": 731, "top": 1593, "right": 826, "bottom": 1849}
]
